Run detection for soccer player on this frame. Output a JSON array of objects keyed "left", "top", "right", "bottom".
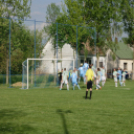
[
  {"left": 122, "top": 69, "right": 127, "bottom": 86},
  {"left": 59, "top": 68, "right": 69, "bottom": 91},
  {"left": 91, "top": 64, "right": 96, "bottom": 85},
  {"left": 113, "top": 68, "right": 118, "bottom": 87},
  {"left": 83, "top": 61, "right": 89, "bottom": 70},
  {"left": 117, "top": 67, "right": 122, "bottom": 86},
  {"left": 97, "top": 68, "right": 103, "bottom": 85},
  {"left": 85, "top": 64, "right": 94, "bottom": 100},
  {"left": 71, "top": 69, "right": 81, "bottom": 90},
  {"left": 78, "top": 64, "right": 84, "bottom": 83},
  {"left": 74, "top": 67, "right": 78, "bottom": 76},
  {"left": 91, "top": 64, "right": 95, "bottom": 72},
  {"left": 101, "top": 66, "right": 106, "bottom": 86},
  {"left": 83, "top": 61, "right": 89, "bottom": 84},
  {"left": 74, "top": 67, "right": 79, "bottom": 82},
  {"left": 68, "top": 69, "right": 73, "bottom": 83},
  {"left": 58, "top": 69, "right": 63, "bottom": 86},
  {"left": 95, "top": 76, "right": 102, "bottom": 90}
]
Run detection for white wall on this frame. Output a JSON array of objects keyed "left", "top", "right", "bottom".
[
  {"left": 92, "top": 56, "right": 106, "bottom": 68},
  {"left": 106, "top": 49, "right": 133, "bottom": 73},
  {"left": 41, "top": 41, "right": 75, "bottom": 74},
  {"left": 120, "top": 60, "right": 133, "bottom": 73}
]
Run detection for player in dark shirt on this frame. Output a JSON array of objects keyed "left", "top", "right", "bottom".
[{"left": 58, "top": 69, "right": 63, "bottom": 86}]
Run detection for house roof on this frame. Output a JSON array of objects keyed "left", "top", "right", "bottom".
[{"left": 115, "top": 42, "right": 133, "bottom": 59}]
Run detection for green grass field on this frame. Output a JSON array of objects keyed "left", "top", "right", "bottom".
[{"left": 0, "top": 79, "right": 134, "bottom": 134}]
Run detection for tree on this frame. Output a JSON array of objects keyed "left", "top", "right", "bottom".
[
  {"left": 46, "top": 3, "right": 61, "bottom": 22},
  {"left": 106, "top": 37, "right": 119, "bottom": 74},
  {"left": 45, "top": 3, "right": 62, "bottom": 74},
  {"left": 0, "top": 0, "right": 32, "bottom": 84},
  {"left": 121, "top": 0, "right": 134, "bottom": 80},
  {"left": 45, "top": 0, "right": 122, "bottom": 68}
]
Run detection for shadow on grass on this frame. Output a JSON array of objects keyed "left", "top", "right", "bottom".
[
  {"left": 0, "top": 109, "right": 26, "bottom": 119},
  {"left": 0, "top": 123, "right": 35, "bottom": 134},
  {"left": 0, "top": 109, "right": 36, "bottom": 134},
  {"left": 82, "top": 96, "right": 86, "bottom": 99},
  {"left": 57, "top": 109, "right": 73, "bottom": 134}
]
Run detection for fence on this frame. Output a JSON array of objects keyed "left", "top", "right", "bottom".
[{"left": 0, "top": 17, "right": 96, "bottom": 88}]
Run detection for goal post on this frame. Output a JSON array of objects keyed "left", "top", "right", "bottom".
[{"left": 22, "top": 58, "right": 75, "bottom": 89}]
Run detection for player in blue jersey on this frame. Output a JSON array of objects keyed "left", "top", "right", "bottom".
[
  {"left": 83, "top": 61, "right": 89, "bottom": 84},
  {"left": 78, "top": 64, "right": 84, "bottom": 83},
  {"left": 68, "top": 69, "right": 72, "bottom": 83},
  {"left": 71, "top": 69, "right": 81, "bottom": 90},
  {"left": 117, "top": 67, "right": 122, "bottom": 86},
  {"left": 83, "top": 61, "right": 89, "bottom": 71}
]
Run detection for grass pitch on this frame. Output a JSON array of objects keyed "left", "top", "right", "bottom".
[{"left": 0, "top": 79, "right": 134, "bottom": 134}]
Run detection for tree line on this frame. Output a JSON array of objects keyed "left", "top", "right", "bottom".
[
  {"left": 45, "top": 0, "right": 134, "bottom": 80},
  {"left": 0, "top": 0, "right": 134, "bottom": 82},
  {"left": 0, "top": 0, "right": 44, "bottom": 84}
]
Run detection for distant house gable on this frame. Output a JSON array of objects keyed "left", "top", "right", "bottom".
[{"left": 115, "top": 42, "right": 133, "bottom": 60}]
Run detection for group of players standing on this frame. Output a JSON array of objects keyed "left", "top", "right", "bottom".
[
  {"left": 58, "top": 61, "right": 128, "bottom": 100},
  {"left": 58, "top": 61, "right": 106, "bottom": 92},
  {"left": 113, "top": 67, "right": 127, "bottom": 87}
]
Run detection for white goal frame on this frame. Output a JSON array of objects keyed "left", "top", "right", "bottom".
[{"left": 26, "top": 58, "right": 75, "bottom": 89}]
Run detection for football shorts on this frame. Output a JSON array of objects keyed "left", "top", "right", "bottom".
[
  {"left": 87, "top": 80, "right": 93, "bottom": 89},
  {"left": 114, "top": 77, "right": 117, "bottom": 82},
  {"left": 62, "top": 79, "right": 68, "bottom": 84},
  {"left": 102, "top": 76, "right": 106, "bottom": 81}
]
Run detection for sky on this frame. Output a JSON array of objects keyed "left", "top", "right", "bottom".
[
  {"left": 30, "top": 0, "right": 63, "bottom": 21},
  {"left": 29, "top": 0, "right": 127, "bottom": 38}
]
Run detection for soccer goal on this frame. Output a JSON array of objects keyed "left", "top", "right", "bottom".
[{"left": 22, "top": 58, "right": 75, "bottom": 89}]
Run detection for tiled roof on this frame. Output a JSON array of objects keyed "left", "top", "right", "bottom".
[{"left": 115, "top": 42, "right": 133, "bottom": 59}]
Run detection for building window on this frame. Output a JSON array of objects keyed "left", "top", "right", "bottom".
[
  {"left": 99, "top": 62, "right": 103, "bottom": 67},
  {"left": 86, "top": 58, "right": 91, "bottom": 64},
  {"left": 80, "top": 59, "right": 84, "bottom": 64},
  {"left": 124, "top": 63, "right": 127, "bottom": 69}
]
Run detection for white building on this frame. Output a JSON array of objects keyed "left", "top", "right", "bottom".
[
  {"left": 107, "top": 42, "right": 133, "bottom": 74},
  {"left": 41, "top": 40, "right": 106, "bottom": 74}
]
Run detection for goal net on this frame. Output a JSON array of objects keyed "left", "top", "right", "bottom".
[{"left": 22, "top": 58, "right": 75, "bottom": 89}]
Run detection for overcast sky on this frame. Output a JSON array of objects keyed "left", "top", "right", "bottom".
[{"left": 30, "top": 0, "right": 63, "bottom": 21}]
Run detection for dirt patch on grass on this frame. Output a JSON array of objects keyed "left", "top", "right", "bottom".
[{"left": 12, "top": 82, "right": 25, "bottom": 87}]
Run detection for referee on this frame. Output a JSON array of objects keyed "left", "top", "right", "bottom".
[{"left": 85, "top": 64, "right": 94, "bottom": 100}]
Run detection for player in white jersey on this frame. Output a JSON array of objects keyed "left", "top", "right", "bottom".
[
  {"left": 96, "top": 68, "right": 102, "bottom": 90},
  {"left": 101, "top": 66, "right": 106, "bottom": 86},
  {"left": 113, "top": 68, "right": 118, "bottom": 87},
  {"left": 122, "top": 69, "right": 127, "bottom": 86},
  {"left": 91, "top": 64, "right": 95, "bottom": 72},
  {"left": 97, "top": 68, "right": 103, "bottom": 82},
  {"left": 96, "top": 76, "right": 102, "bottom": 90},
  {"left": 59, "top": 68, "right": 69, "bottom": 90}
]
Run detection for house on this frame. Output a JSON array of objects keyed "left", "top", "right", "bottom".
[
  {"left": 106, "top": 42, "right": 133, "bottom": 74},
  {"left": 41, "top": 40, "right": 106, "bottom": 74}
]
